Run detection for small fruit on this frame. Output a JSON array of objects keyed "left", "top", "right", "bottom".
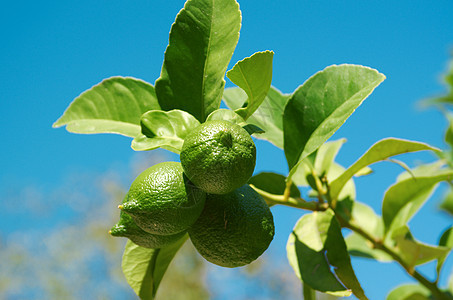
[
  {"left": 110, "top": 209, "right": 186, "bottom": 249},
  {"left": 180, "top": 120, "right": 256, "bottom": 194},
  {"left": 188, "top": 184, "right": 274, "bottom": 268},
  {"left": 120, "top": 162, "right": 206, "bottom": 235}
]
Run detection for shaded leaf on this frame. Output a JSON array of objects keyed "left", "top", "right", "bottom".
[
  {"left": 330, "top": 138, "right": 439, "bottom": 200},
  {"left": 386, "top": 283, "right": 431, "bottom": 300},
  {"left": 382, "top": 170, "right": 453, "bottom": 235},
  {"left": 346, "top": 233, "right": 392, "bottom": 262},
  {"left": 242, "top": 124, "right": 264, "bottom": 135},
  {"left": 284, "top": 65, "right": 385, "bottom": 177},
  {"left": 437, "top": 226, "right": 453, "bottom": 276},
  {"left": 122, "top": 236, "right": 188, "bottom": 299},
  {"left": 391, "top": 226, "right": 450, "bottom": 268},
  {"left": 53, "top": 77, "right": 161, "bottom": 137},
  {"left": 223, "top": 86, "right": 289, "bottom": 148},
  {"left": 441, "top": 187, "right": 453, "bottom": 215},
  {"left": 131, "top": 110, "right": 200, "bottom": 153},
  {"left": 155, "top": 0, "right": 241, "bottom": 122},
  {"left": 248, "top": 172, "right": 300, "bottom": 198},
  {"left": 226, "top": 51, "right": 274, "bottom": 120},
  {"left": 287, "top": 209, "right": 367, "bottom": 299}
]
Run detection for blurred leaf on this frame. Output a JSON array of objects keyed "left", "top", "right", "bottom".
[
  {"left": 386, "top": 283, "right": 431, "bottom": 300},
  {"left": 445, "top": 113, "right": 453, "bottom": 147},
  {"left": 227, "top": 51, "right": 274, "bottom": 120},
  {"left": 206, "top": 109, "right": 247, "bottom": 126},
  {"left": 287, "top": 209, "right": 367, "bottom": 299},
  {"left": 330, "top": 138, "right": 439, "bottom": 200},
  {"left": 437, "top": 226, "right": 453, "bottom": 276},
  {"left": 346, "top": 233, "right": 392, "bottom": 262},
  {"left": 53, "top": 77, "right": 161, "bottom": 137},
  {"left": 284, "top": 65, "right": 385, "bottom": 177},
  {"left": 122, "top": 237, "right": 188, "bottom": 300},
  {"left": 223, "top": 86, "right": 289, "bottom": 148},
  {"left": 248, "top": 172, "right": 300, "bottom": 198},
  {"left": 354, "top": 166, "right": 373, "bottom": 177},
  {"left": 396, "top": 160, "right": 445, "bottom": 182},
  {"left": 382, "top": 170, "right": 453, "bottom": 235},
  {"left": 391, "top": 226, "right": 450, "bottom": 268},
  {"left": 441, "top": 187, "right": 453, "bottom": 215},
  {"left": 242, "top": 124, "right": 264, "bottom": 135},
  {"left": 131, "top": 110, "right": 200, "bottom": 153},
  {"left": 155, "top": 0, "right": 241, "bottom": 122}
]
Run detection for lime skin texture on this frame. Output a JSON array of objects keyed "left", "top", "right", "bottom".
[
  {"left": 110, "top": 210, "right": 186, "bottom": 249},
  {"left": 188, "top": 184, "right": 274, "bottom": 268},
  {"left": 180, "top": 120, "right": 256, "bottom": 195},
  {"left": 120, "top": 162, "right": 206, "bottom": 235}
]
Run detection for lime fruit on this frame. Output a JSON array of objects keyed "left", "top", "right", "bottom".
[
  {"left": 120, "top": 162, "right": 206, "bottom": 235},
  {"left": 180, "top": 120, "right": 256, "bottom": 194},
  {"left": 110, "top": 209, "right": 186, "bottom": 249},
  {"left": 188, "top": 184, "right": 274, "bottom": 268}
]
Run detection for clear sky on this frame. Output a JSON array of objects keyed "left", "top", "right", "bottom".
[{"left": 1, "top": 0, "right": 453, "bottom": 299}]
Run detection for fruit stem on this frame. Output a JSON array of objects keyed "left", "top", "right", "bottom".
[{"left": 249, "top": 184, "right": 328, "bottom": 211}]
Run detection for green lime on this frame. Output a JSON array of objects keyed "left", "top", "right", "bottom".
[
  {"left": 180, "top": 120, "right": 256, "bottom": 194},
  {"left": 110, "top": 209, "right": 186, "bottom": 249},
  {"left": 188, "top": 184, "right": 274, "bottom": 268},
  {"left": 120, "top": 162, "right": 206, "bottom": 235}
]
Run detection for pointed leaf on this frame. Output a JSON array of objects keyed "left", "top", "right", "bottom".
[
  {"left": 391, "top": 226, "right": 451, "bottom": 268},
  {"left": 53, "top": 77, "right": 161, "bottom": 137},
  {"left": 206, "top": 109, "right": 247, "bottom": 126},
  {"left": 155, "top": 0, "right": 241, "bottom": 122},
  {"left": 223, "top": 86, "right": 289, "bottom": 148},
  {"left": 284, "top": 64, "right": 385, "bottom": 176},
  {"left": 122, "top": 236, "right": 187, "bottom": 299},
  {"left": 131, "top": 110, "right": 200, "bottom": 153},
  {"left": 330, "top": 138, "right": 439, "bottom": 200},
  {"left": 248, "top": 172, "right": 300, "bottom": 198},
  {"left": 287, "top": 209, "right": 367, "bottom": 299},
  {"left": 437, "top": 226, "right": 453, "bottom": 276},
  {"left": 226, "top": 51, "right": 274, "bottom": 120},
  {"left": 386, "top": 284, "right": 431, "bottom": 300},
  {"left": 382, "top": 170, "right": 453, "bottom": 235}
]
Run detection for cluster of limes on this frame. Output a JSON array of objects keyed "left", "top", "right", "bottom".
[{"left": 110, "top": 120, "right": 275, "bottom": 267}]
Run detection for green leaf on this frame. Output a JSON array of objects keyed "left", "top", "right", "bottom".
[
  {"left": 445, "top": 113, "right": 453, "bottom": 147},
  {"left": 206, "top": 109, "right": 247, "bottom": 126},
  {"left": 346, "top": 233, "right": 392, "bottom": 262},
  {"left": 131, "top": 110, "right": 200, "bottom": 153},
  {"left": 386, "top": 284, "right": 431, "bottom": 300},
  {"left": 437, "top": 226, "right": 453, "bottom": 277},
  {"left": 441, "top": 187, "right": 453, "bottom": 215},
  {"left": 226, "top": 51, "right": 274, "bottom": 120},
  {"left": 382, "top": 170, "right": 453, "bottom": 235},
  {"left": 284, "top": 64, "right": 385, "bottom": 176},
  {"left": 391, "top": 226, "right": 451, "bottom": 268},
  {"left": 122, "top": 236, "right": 188, "bottom": 300},
  {"left": 223, "top": 86, "right": 290, "bottom": 148},
  {"left": 287, "top": 209, "right": 367, "bottom": 299},
  {"left": 329, "top": 138, "right": 439, "bottom": 200},
  {"left": 248, "top": 172, "right": 300, "bottom": 198},
  {"left": 53, "top": 77, "right": 161, "bottom": 137},
  {"left": 155, "top": 0, "right": 241, "bottom": 122},
  {"left": 242, "top": 124, "right": 264, "bottom": 135}
]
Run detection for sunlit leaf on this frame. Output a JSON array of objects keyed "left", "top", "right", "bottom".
[
  {"left": 287, "top": 209, "right": 367, "bottom": 299},
  {"left": 223, "top": 86, "right": 289, "bottom": 148},
  {"left": 382, "top": 170, "right": 453, "bottom": 235},
  {"left": 386, "top": 283, "right": 431, "bottom": 300},
  {"left": 227, "top": 51, "right": 274, "bottom": 120},
  {"left": 391, "top": 226, "right": 450, "bottom": 268},
  {"left": 330, "top": 138, "right": 439, "bottom": 200},
  {"left": 284, "top": 65, "right": 385, "bottom": 177},
  {"left": 122, "top": 236, "right": 188, "bottom": 299},
  {"left": 155, "top": 0, "right": 241, "bottom": 122},
  {"left": 206, "top": 109, "right": 247, "bottom": 126},
  {"left": 53, "top": 77, "right": 161, "bottom": 137},
  {"left": 441, "top": 187, "right": 453, "bottom": 216},
  {"left": 131, "top": 110, "right": 200, "bottom": 153}
]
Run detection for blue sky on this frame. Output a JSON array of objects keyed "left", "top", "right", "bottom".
[{"left": 1, "top": 0, "right": 453, "bottom": 299}]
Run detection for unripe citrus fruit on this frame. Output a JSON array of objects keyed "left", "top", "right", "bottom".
[
  {"left": 110, "top": 209, "right": 186, "bottom": 249},
  {"left": 188, "top": 184, "right": 274, "bottom": 268},
  {"left": 180, "top": 120, "right": 256, "bottom": 194},
  {"left": 120, "top": 162, "right": 206, "bottom": 235}
]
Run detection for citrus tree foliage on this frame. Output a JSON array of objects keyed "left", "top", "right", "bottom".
[{"left": 54, "top": 0, "right": 453, "bottom": 299}]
